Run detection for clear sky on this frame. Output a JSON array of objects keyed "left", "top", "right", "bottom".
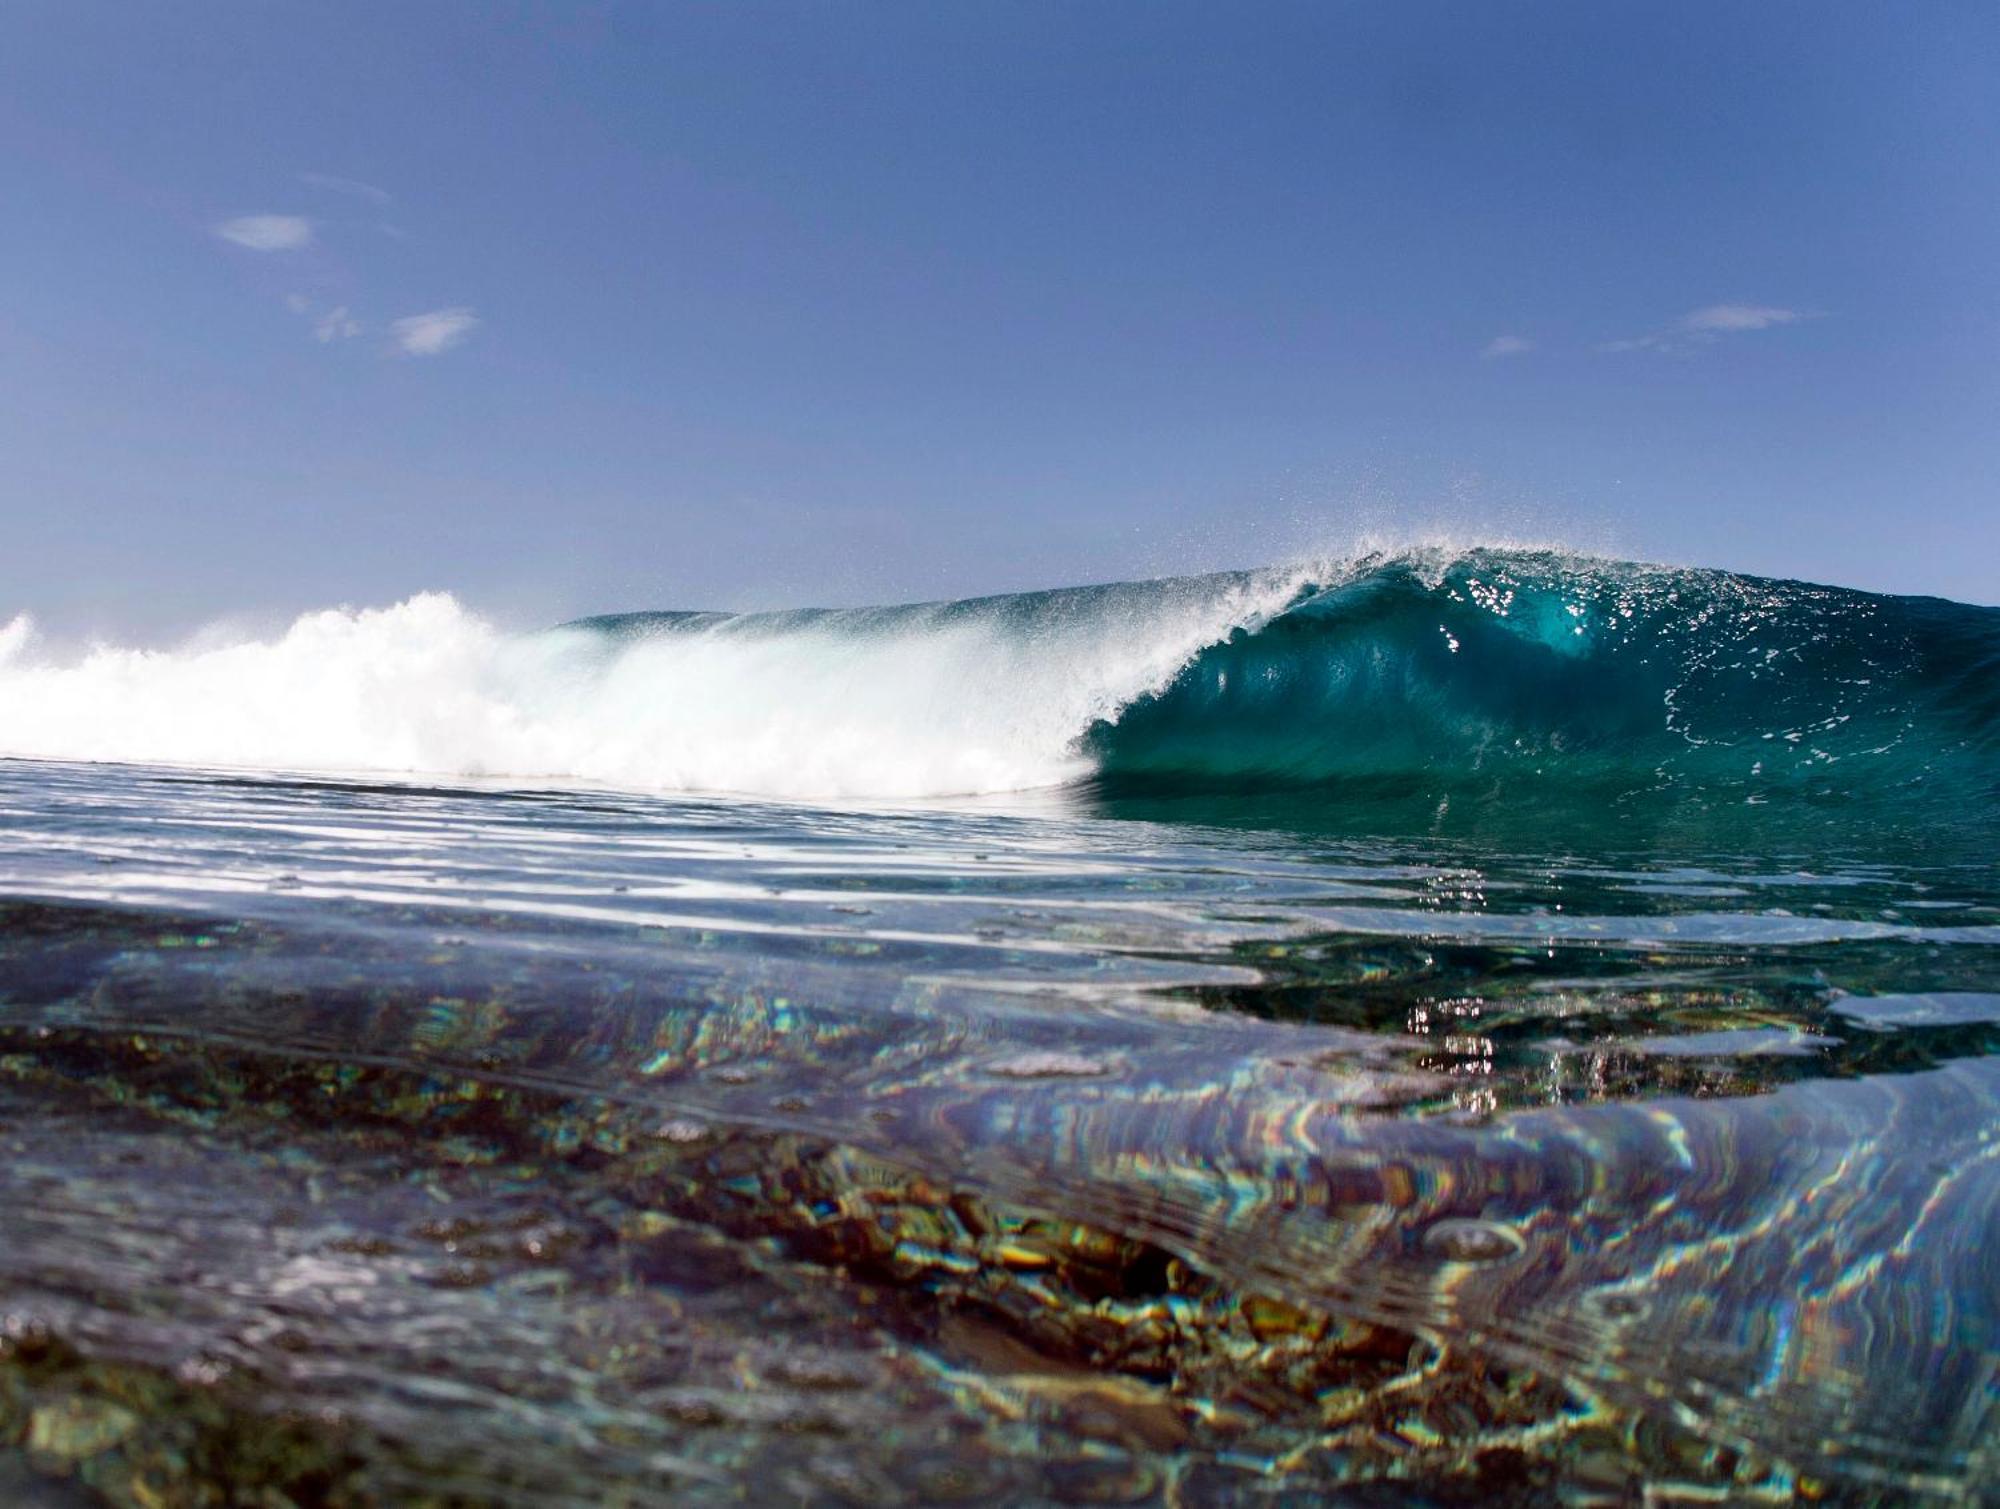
[{"left": 3, "top": 1, "right": 1995, "bottom": 634}]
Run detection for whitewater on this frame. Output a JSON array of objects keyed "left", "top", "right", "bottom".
[{"left": 0, "top": 564, "right": 1314, "bottom": 798}]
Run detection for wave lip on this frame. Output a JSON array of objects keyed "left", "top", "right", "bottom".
[{"left": 3, "top": 549, "right": 1996, "bottom": 832}]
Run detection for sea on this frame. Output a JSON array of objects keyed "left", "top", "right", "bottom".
[{"left": 0, "top": 548, "right": 1994, "bottom": 1505}]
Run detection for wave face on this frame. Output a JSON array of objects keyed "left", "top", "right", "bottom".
[
  {"left": 1085, "top": 551, "right": 2000, "bottom": 839},
  {"left": 3, "top": 549, "right": 1995, "bottom": 836}
]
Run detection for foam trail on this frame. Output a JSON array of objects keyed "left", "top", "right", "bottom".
[{"left": 0, "top": 574, "right": 1311, "bottom": 798}]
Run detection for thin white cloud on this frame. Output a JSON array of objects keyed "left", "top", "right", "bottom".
[
  {"left": 215, "top": 214, "right": 313, "bottom": 251},
  {"left": 1602, "top": 302, "right": 1814, "bottom": 353},
  {"left": 392, "top": 306, "right": 479, "bottom": 356},
  {"left": 314, "top": 306, "right": 362, "bottom": 343},
  {"left": 1596, "top": 334, "right": 1666, "bottom": 354},
  {"left": 1679, "top": 303, "right": 1802, "bottom": 333},
  {"left": 1481, "top": 335, "right": 1534, "bottom": 359},
  {"left": 283, "top": 294, "right": 359, "bottom": 342},
  {"left": 299, "top": 172, "right": 391, "bottom": 204}
]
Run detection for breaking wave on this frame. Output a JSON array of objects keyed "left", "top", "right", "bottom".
[{"left": 3, "top": 549, "right": 1995, "bottom": 832}]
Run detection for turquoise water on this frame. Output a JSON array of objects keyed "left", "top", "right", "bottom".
[{"left": 0, "top": 553, "right": 1995, "bottom": 1503}]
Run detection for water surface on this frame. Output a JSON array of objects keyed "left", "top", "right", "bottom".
[{"left": 0, "top": 757, "right": 1993, "bottom": 1505}]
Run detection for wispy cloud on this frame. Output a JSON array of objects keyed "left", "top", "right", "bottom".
[
  {"left": 1602, "top": 302, "right": 1814, "bottom": 353},
  {"left": 1597, "top": 334, "right": 1667, "bottom": 353},
  {"left": 299, "top": 172, "right": 391, "bottom": 204},
  {"left": 392, "top": 307, "right": 480, "bottom": 356},
  {"left": 314, "top": 306, "right": 362, "bottom": 343},
  {"left": 214, "top": 214, "right": 314, "bottom": 251},
  {"left": 1679, "top": 303, "right": 1803, "bottom": 333},
  {"left": 283, "top": 294, "right": 363, "bottom": 344},
  {"left": 1480, "top": 335, "right": 1534, "bottom": 360}
]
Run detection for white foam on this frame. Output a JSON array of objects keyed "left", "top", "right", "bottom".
[{"left": 0, "top": 573, "right": 1313, "bottom": 799}]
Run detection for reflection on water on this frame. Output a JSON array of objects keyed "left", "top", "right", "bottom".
[{"left": 0, "top": 759, "right": 1995, "bottom": 1503}]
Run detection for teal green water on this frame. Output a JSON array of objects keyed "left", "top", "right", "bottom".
[{"left": 1086, "top": 553, "right": 1999, "bottom": 845}]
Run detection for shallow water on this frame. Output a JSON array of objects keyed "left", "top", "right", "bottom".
[{"left": 0, "top": 756, "right": 1994, "bottom": 1505}]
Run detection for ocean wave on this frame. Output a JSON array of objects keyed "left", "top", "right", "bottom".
[
  {"left": 2, "top": 549, "right": 1995, "bottom": 827},
  {"left": 1087, "top": 551, "right": 2000, "bottom": 824}
]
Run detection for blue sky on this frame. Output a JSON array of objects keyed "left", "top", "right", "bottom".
[{"left": 3, "top": 1, "right": 1995, "bottom": 633}]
